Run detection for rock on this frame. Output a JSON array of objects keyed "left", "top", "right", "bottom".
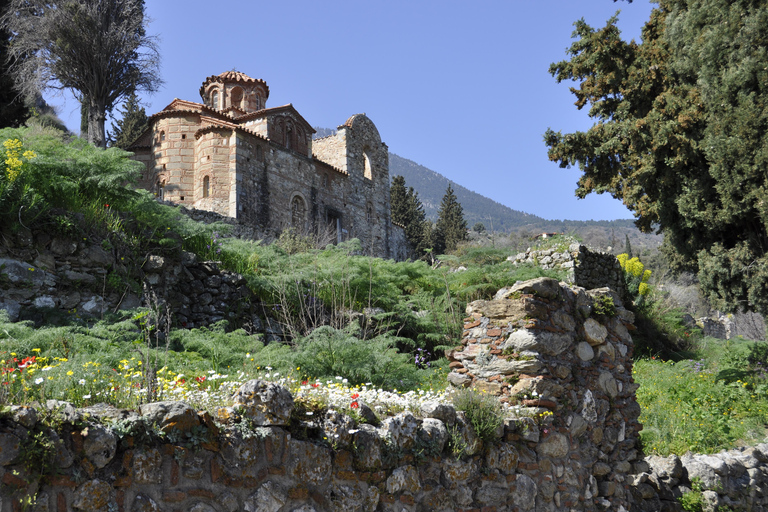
[
  {"left": 287, "top": 439, "right": 331, "bottom": 486},
  {"left": 418, "top": 418, "right": 448, "bottom": 454},
  {"left": 0, "top": 300, "right": 21, "bottom": 321},
  {"left": 419, "top": 400, "right": 456, "bottom": 426},
  {"left": 322, "top": 408, "right": 355, "bottom": 448},
  {"left": 82, "top": 424, "right": 117, "bottom": 469},
  {"left": 441, "top": 458, "right": 478, "bottom": 487},
  {"left": 486, "top": 442, "right": 519, "bottom": 473},
  {"left": 10, "top": 406, "right": 37, "bottom": 429},
  {"left": 245, "top": 481, "right": 286, "bottom": 512},
  {"left": 584, "top": 318, "right": 608, "bottom": 346},
  {"left": 0, "top": 432, "right": 21, "bottom": 465},
  {"left": 447, "top": 371, "right": 471, "bottom": 387},
  {"left": 647, "top": 454, "right": 683, "bottom": 481},
  {"left": 33, "top": 296, "right": 57, "bottom": 308},
  {"left": 380, "top": 412, "right": 419, "bottom": 451},
  {"left": 454, "top": 412, "right": 483, "bottom": 455},
  {"left": 577, "top": 341, "right": 595, "bottom": 361},
  {"left": 352, "top": 425, "right": 382, "bottom": 470},
  {"left": 80, "top": 296, "right": 105, "bottom": 316},
  {"left": 139, "top": 401, "right": 200, "bottom": 433},
  {"left": 132, "top": 494, "right": 160, "bottom": 512},
  {"left": 64, "top": 270, "right": 97, "bottom": 285},
  {"left": 386, "top": 465, "right": 420, "bottom": 494},
  {"left": 503, "top": 328, "right": 573, "bottom": 356},
  {"left": 476, "top": 482, "right": 509, "bottom": 506},
  {"left": 597, "top": 371, "right": 619, "bottom": 398},
  {"left": 512, "top": 474, "right": 538, "bottom": 510},
  {"left": 536, "top": 432, "right": 569, "bottom": 459},
  {"left": 509, "top": 277, "right": 561, "bottom": 299},
  {"left": 133, "top": 448, "right": 163, "bottom": 484},
  {"left": 231, "top": 379, "right": 294, "bottom": 426},
  {"left": 0, "top": 258, "right": 47, "bottom": 286},
  {"left": 143, "top": 255, "right": 166, "bottom": 271},
  {"left": 72, "top": 479, "right": 114, "bottom": 511}
]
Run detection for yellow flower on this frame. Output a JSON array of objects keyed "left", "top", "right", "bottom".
[{"left": 67, "top": 371, "right": 74, "bottom": 376}]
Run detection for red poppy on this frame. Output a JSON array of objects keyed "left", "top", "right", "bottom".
[
  {"left": 351, "top": 393, "right": 360, "bottom": 400},
  {"left": 301, "top": 380, "right": 309, "bottom": 386},
  {"left": 350, "top": 401, "right": 359, "bottom": 409},
  {"left": 195, "top": 376, "right": 206, "bottom": 383},
  {"left": 310, "top": 383, "right": 320, "bottom": 388}
]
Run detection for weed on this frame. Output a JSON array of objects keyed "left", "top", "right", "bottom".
[
  {"left": 450, "top": 388, "right": 504, "bottom": 443},
  {"left": 446, "top": 425, "right": 467, "bottom": 458},
  {"left": 678, "top": 478, "right": 704, "bottom": 512},
  {"left": 592, "top": 295, "right": 616, "bottom": 317}
]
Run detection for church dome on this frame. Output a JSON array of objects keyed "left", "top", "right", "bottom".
[{"left": 200, "top": 71, "right": 269, "bottom": 113}]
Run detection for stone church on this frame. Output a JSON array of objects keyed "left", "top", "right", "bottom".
[{"left": 128, "top": 71, "right": 407, "bottom": 259}]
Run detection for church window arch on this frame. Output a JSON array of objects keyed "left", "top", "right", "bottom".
[
  {"left": 230, "top": 87, "right": 243, "bottom": 109},
  {"left": 366, "top": 203, "right": 374, "bottom": 223},
  {"left": 202, "top": 176, "right": 210, "bottom": 198},
  {"left": 211, "top": 89, "right": 219, "bottom": 109},
  {"left": 291, "top": 195, "right": 306, "bottom": 229},
  {"left": 363, "top": 146, "right": 373, "bottom": 180}
]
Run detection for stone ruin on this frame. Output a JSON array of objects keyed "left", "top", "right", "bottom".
[{"left": 3, "top": 278, "right": 768, "bottom": 511}]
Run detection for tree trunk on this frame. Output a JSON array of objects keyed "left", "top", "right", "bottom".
[{"left": 87, "top": 99, "right": 107, "bottom": 148}]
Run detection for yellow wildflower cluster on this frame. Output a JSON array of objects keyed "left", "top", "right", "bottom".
[{"left": 2, "top": 138, "right": 36, "bottom": 182}]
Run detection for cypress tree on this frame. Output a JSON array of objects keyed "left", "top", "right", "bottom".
[
  {"left": 435, "top": 184, "right": 468, "bottom": 254},
  {"left": 107, "top": 92, "right": 148, "bottom": 149},
  {"left": 390, "top": 175, "right": 429, "bottom": 258}
]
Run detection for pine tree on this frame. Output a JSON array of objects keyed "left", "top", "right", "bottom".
[
  {"left": 624, "top": 234, "right": 633, "bottom": 258},
  {"left": 390, "top": 175, "right": 429, "bottom": 258},
  {"left": 545, "top": 1, "right": 768, "bottom": 315},
  {"left": 107, "top": 92, "right": 148, "bottom": 149},
  {"left": 435, "top": 185, "right": 467, "bottom": 254}
]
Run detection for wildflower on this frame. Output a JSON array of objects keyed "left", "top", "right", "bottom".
[
  {"left": 83, "top": 394, "right": 91, "bottom": 399},
  {"left": 35, "top": 377, "right": 43, "bottom": 384},
  {"left": 350, "top": 401, "right": 359, "bottom": 409},
  {"left": 79, "top": 379, "right": 86, "bottom": 385}
]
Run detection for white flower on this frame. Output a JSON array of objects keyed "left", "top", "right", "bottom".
[
  {"left": 79, "top": 379, "right": 86, "bottom": 385},
  {"left": 35, "top": 377, "right": 43, "bottom": 385},
  {"left": 348, "top": 429, "right": 359, "bottom": 434},
  {"left": 306, "top": 412, "right": 313, "bottom": 416},
  {"left": 83, "top": 394, "right": 91, "bottom": 399}
]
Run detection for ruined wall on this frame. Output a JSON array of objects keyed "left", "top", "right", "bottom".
[
  {"left": 0, "top": 278, "right": 656, "bottom": 512},
  {"left": 511, "top": 244, "right": 626, "bottom": 299},
  {"left": 0, "top": 228, "right": 258, "bottom": 332}
]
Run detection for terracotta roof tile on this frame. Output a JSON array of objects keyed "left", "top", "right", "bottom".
[{"left": 200, "top": 71, "right": 270, "bottom": 99}]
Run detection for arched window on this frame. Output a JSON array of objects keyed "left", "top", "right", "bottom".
[
  {"left": 160, "top": 131, "right": 165, "bottom": 142},
  {"left": 363, "top": 148, "right": 373, "bottom": 180},
  {"left": 366, "top": 203, "right": 373, "bottom": 223},
  {"left": 231, "top": 87, "right": 243, "bottom": 109},
  {"left": 203, "top": 176, "right": 210, "bottom": 198},
  {"left": 285, "top": 120, "right": 293, "bottom": 150},
  {"left": 211, "top": 90, "right": 219, "bottom": 109},
  {"left": 291, "top": 196, "right": 306, "bottom": 229}
]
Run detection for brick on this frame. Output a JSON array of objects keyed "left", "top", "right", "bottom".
[
  {"left": 486, "top": 328, "right": 502, "bottom": 337},
  {"left": 210, "top": 458, "right": 222, "bottom": 483},
  {"left": 188, "top": 489, "right": 215, "bottom": 499},
  {"left": 57, "top": 492, "right": 67, "bottom": 512},
  {"left": 163, "top": 491, "right": 187, "bottom": 503},
  {"left": 288, "top": 487, "right": 309, "bottom": 500}
]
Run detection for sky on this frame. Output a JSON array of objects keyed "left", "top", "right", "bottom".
[{"left": 48, "top": 0, "right": 656, "bottom": 222}]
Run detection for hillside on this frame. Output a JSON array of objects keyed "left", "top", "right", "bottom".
[{"left": 314, "top": 127, "right": 662, "bottom": 252}]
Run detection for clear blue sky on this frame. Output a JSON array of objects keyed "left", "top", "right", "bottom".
[{"left": 49, "top": 0, "right": 656, "bottom": 222}]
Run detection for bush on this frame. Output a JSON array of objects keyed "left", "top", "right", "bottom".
[{"left": 450, "top": 388, "right": 505, "bottom": 443}]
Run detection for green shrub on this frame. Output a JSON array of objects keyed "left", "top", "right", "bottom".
[{"left": 450, "top": 388, "right": 505, "bottom": 443}]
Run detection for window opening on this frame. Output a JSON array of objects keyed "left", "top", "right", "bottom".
[
  {"left": 291, "top": 196, "right": 306, "bottom": 229},
  {"left": 203, "top": 176, "right": 210, "bottom": 198}
]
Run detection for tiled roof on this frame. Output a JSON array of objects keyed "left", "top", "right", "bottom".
[
  {"left": 313, "top": 156, "right": 348, "bottom": 176},
  {"left": 200, "top": 71, "right": 270, "bottom": 99}
]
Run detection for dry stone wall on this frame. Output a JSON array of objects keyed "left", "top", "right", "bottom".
[
  {"left": 510, "top": 244, "right": 626, "bottom": 299},
  {"left": 0, "top": 278, "right": 662, "bottom": 512}
]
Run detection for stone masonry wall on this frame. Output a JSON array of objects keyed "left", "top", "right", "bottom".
[
  {"left": 511, "top": 244, "right": 626, "bottom": 299},
  {"left": 0, "top": 278, "right": 655, "bottom": 512}
]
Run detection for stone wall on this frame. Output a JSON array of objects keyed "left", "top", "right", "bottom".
[
  {"left": 0, "top": 228, "right": 259, "bottom": 333},
  {"left": 0, "top": 278, "right": 657, "bottom": 512},
  {"left": 637, "top": 446, "right": 768, "bottom": 511},
  {"left": 510, "top": 244, "right": 626, "bottom": 299}
]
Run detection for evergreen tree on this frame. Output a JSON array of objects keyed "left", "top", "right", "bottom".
[
  {"left": 624, "top": 234, "right": 633, "bottom": 258},
  {"left": 390, "top": 175, "right": 430, "bottom": 258},
  {"left": 107, "top": 92, "right": 148, "bottom": 149},
  {"left": 435, "top": 185, "right": 468, "bottom": 254},
  {"left": 545, "top": 0, "right": 768, "bottom": 315},
  {"left": 0, "top": 0, "right": 29, "bottom": 127}
]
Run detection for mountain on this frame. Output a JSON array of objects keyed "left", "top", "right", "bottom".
[{"left": 313, "top": 127, "right": 661, "bottom": 250}]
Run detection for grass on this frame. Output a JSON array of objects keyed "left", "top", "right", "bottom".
[{"left": 634, "top": 337, "right": 768, "bottom": 455}]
